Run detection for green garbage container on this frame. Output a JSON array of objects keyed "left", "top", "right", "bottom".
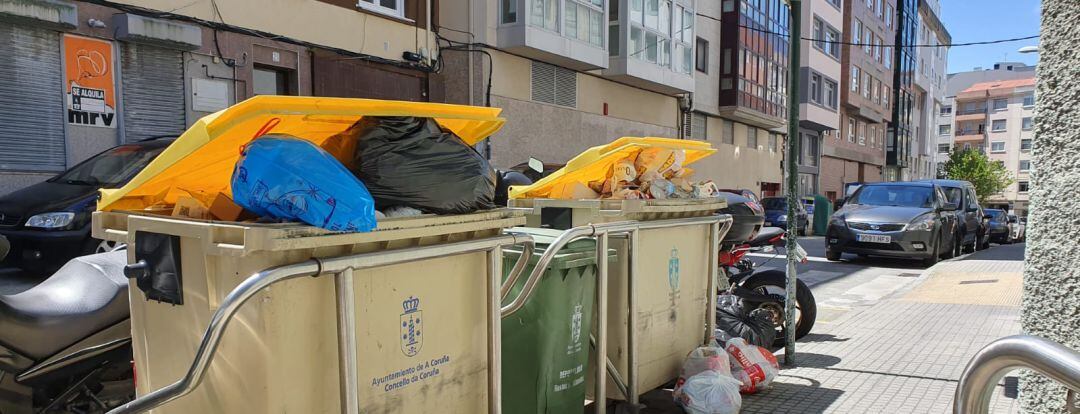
[
  {"left": 501, "top": 228, "right": 615, "bottom": 414},
  {"left": 813, "top": 194, "right": 833, "bottom": 235}
]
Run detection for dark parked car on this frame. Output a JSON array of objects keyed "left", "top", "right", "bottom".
[
  {"left": 825, "top": 181, "right": 960, "bottom": 267},
  {"left": 921, "top": 179, "right": 989, "bottom": 253},
  {"left": 984, "top": 209, "right": 1011, "bottom": 244},
  {"left": 760, "top": 196, "right": 809, "bottom": 235},
  {"left": 0, "top": 137, "right": 173, "bottom": 274}
]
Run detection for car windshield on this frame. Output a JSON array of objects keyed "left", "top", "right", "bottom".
[
  {"left": 51, "top": 144, "right": 166, "bottom": 187},
  {"left": 988, "top": 210, "right": 1006, "bottom": 221},
  {"left": 762, "top": 198, "right": 787, "bottom": 210},
  {"left": 849, "top": 185, "right": 935, "bottom": 208}
]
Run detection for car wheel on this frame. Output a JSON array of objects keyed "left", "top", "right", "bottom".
[
  {"left": 86, "top": 238, "right": 125, "bottom": 254},
  {"left": 826, "top": 247, "right": 842, "bottom": 261},
  {"left": 963, "top": 236, "right": 976, "bottom": 254},
  {"left": 951, "top": 232, "right": 963, "bottom": 258}
]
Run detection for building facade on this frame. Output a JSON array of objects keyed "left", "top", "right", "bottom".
[
  {"left": 885, "top": 0, "right": 917, "bottom": 181},
  {"left": 822, "top": 0, "right": 893, "bottom": 201},
  {"left": 689, "top": 0, "right": 785, "bottom": 194},
  {"left": 796, "top": 0, "right": 844, "bottom": 197},
  {"left": 910, "top": 0, "right": 949, "bottom": 180},
  {"left": 0, "top": 0, "right": 438, "bottom": 195},
  {"left": 936, "top": 62, "right": 1036, "bottom": 169},
  {"left": 951, "top": 78, "right": 1036, "bottom": 216}
]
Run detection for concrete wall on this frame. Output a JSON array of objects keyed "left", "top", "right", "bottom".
[{"left": 1021, "top": 1, "right": 1080, "bottom": 411}]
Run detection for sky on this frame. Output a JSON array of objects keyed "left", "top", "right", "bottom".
[{"left": 939, "top": 0, "right": 1042, "bottom": 73}]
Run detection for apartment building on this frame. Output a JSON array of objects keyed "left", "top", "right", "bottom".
[
  {"left": 936, "top": 62, "right": 1035, "bottom": 167},
  {"left": 951, "top": 78, "right": 1036, "bottom": 215},
  {"left": 885, "top": 0, "right": 917, "bottom": 181},
  {"left": 438, "top": 0, "right": 694, "bottom": 173},
  {"left": 822, "top": 0, "right": 894, "bottom": 201},
  {"left": 688, "top": 0, "right": 787, "bottom": 194},
  {"left": 0, "top": 0, "right": 438, "bottom": 195},
  {"left": 909, "top": 0, "right": 949, "bottom": 180},
  {"left": 795, "top": 0, "right": 844, "bottom": 197}
]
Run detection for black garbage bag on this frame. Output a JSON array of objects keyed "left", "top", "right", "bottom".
[
  {"left": 351, "top": 116, "right": 497, "bottom": 214},
  {"left": 715, "top": 298, "right": 776, "bottom": 348}
]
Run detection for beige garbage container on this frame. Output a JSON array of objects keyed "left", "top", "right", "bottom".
[
  {"left": 94, "top": 209, "right": 525, "bottom": 414},
  {"left": 508, "top": 198, "right": 729, "bottom": 405}
]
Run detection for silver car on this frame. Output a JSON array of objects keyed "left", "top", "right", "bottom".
[{"left": 825, "top": 182, "right": 961, "bottom": 267}]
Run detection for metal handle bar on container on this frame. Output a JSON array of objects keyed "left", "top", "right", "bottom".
[
  {"left": 954, "top": 335, "right": 1080, "bottom": 414},
  {"left": 499, "top": 233, "right": 535, "bottom": 300},
  {"left": 107, "top": 233, "right": 532, "bottom": 414}
]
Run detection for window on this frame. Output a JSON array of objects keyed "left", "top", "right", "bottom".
[
  {"left": 563, "top": 0, "right": 605, "bottom": 46},
  {"left": 769, "top": 132, "right": 777, "bottom": 152},
  {"left": 854, "top": 20, "right": 863, "bottom": 48},
  {"left": 866, "top": 125, "right": 874, "bottom": 146},
  {"left": 883, "top": 86, "right": 890, "bottom": 108},
  {"left": 992, "top": 98, "right": 1008, "bottom": 111},
  {"left": 872, "top": 78, "right": 880, "bottom": 104},
  {"left": 810, "top": 73, "right": 822, "bottom": 104},
  {"left": 630, "top": 0, "right": 688, "bottom": 72},
  {"left": 938, "top": 124, "right": 951, "bottom": 136},
  {"left": 884, "top": 45, "right": 892, "bottom": 69},
  {"left": 1019, "top": 160, "right": 1031, "bottom": 172},
  {"left": 875, "top": 0, "right": 883, "bottom": 17},
  {"left": 858, "top": 122, "right": 866, "bottom": 146},
  {"left": 992, "top": 119, "right": 1007, "bottom": 132},
  {"left": 695, "top": 37, "right": 709, "bottom": 73},
  {"left": 851, "top": 66, "right": 860, "bottom": 93},
  {"left": 531, "top": 0, "right": 559, "bottom": 30},
  {"left": 885, "top": 4, "right": 893, "bottom": 28},
  {"left": 1022, "top": 117, "right": 1033, "bottom": 130},
  {"left": 827, "top": 0, "right": 841, "bottom": 7},
  {"left": 723, "top": 120, "right": 734, "bottom": 144},
  {"left": 690, "top": 112, "right": 707, "bottom": 140},
  {"left": 1023, "top": 94, "right": 1035, "bottom": 107},
  {"left": 747, "top": 127, "right": 758, "bottom": 148},
  {"left": 863, "top": 73, "right": 872, "bottom": 99},
  {"left": 848, "top": 118, "right": 856, "bottom": 143},
  {"left": 824, "top": 79, "right": 838, "bottom": 109},
  {"left": 873, "top": 35, "right": 881, "bottom": 62},
  {"left": 502, "top": 0, "right": 518, "bottom": 23},
  {"left": 990, "top": 141, "right": 1006, "bottom": 153},
  {"left": 941, "top": 105, "right": 953, "bottom": 116},
  {"left": 812, "top": 18, "right": 841, "bottom": 59},
  {"left": 1018, "top": 181, "right": 1030, "bottom": 193},
  {"left": 938, "top": 143, "right": 951, "bottom": 153},
  {"left": 1021, "top": 138, "right": 1032, "bottom": 151},
  {"left": 358, "top": 0, "right": 404, "bottom": 17},
  {"left": 864, "top": 27, "right": 873, "bottom": 55}
]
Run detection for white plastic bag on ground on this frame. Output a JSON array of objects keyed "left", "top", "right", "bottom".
[
  {"left": 681, "top": 346, "right": 732, "bottom": 378},
  {"left": 725, "top": 338, "right": 780, "bottom": 394},
  {"left": 673, "top": 371, "right": 743, "bottom": 414}
]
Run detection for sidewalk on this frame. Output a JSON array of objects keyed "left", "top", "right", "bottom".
[{"left": 739, "top": 247, "right": 1025, "bottom": 413}]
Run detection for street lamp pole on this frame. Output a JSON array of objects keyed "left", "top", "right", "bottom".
[{"left": 784, "top": 0, "right": 802, "bottom": 366}]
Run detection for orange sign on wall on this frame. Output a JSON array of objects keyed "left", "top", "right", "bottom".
[{"left": 64, "top": 34, "right": 117, "bottom": 128}]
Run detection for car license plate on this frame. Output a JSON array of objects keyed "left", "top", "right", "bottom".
[
  {"left": 857, "top": 234, "right": 891, "bottom": 244},
  {"left": 764, "top": 221, "right": 772, "bottom": 226}
]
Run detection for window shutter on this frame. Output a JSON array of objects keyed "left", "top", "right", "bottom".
[{"left": 531, "top": 61, "right": 577, "bottom": 108}]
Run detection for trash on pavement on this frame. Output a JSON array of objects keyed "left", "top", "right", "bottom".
[
  {"left": 715, "top": 294, "right": 777, "bottom": 347},
  {"left": 351, "top": 116, "right": 497, "bottom": 214},
  {"left": 383, "top": 205, "right": 424, "bottom": 218},
  {"left": 724, "top": 337, "right": 780, "bottom": 394},
  {"left": 673, "top": 345, "right": 742, "bottom": 414},
  {"left": 231, "top": 135, "right": 377, "bottom": 232}
]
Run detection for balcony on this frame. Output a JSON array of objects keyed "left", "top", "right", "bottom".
[
  {"left": 602, "top": 0, "right": 696, "bottom": 94},
  {"left": 954, "top": 108, "right": 986, "bottom": 122},
  {"left": 954, "top": 129, "right": 985, "bottom": 142},
  {"left": 497, "top": 0, "right": 609, "bottom": 71}
]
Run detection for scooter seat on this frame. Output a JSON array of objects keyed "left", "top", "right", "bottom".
[
  {"left": 0, "top": 250, "right": 129, "bottom": 360},
  {"left": 748, "top": 227, "right": 784, "bottom": 247}
]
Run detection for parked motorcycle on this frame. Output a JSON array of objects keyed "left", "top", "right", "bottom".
[
  {"left": 0, "top": 250, "right": 133, "bottom": 414},
  {"left": 716, "top": 191, "right": 817, "bottom": 347}
]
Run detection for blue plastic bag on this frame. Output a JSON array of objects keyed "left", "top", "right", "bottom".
[{"left": 231, "top": 135, "right": 377, "bottom": 232}]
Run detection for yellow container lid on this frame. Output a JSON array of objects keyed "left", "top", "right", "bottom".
[
  {"left": 99, "top": 96, "right": 506, "bottom": 211},
  {"left": 508, "top": 137, "right": 716, "bottom": 200}
]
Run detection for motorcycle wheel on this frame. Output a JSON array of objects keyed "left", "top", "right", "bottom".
[{"left": 739, "top": 270, "right": 817, "bottom": 346}]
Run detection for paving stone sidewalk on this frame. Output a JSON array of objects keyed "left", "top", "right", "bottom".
[{"left": 739, "top": 256, "right": 1024, "bottom": 413}]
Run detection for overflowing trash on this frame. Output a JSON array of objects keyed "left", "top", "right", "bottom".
[
  {"left": 230, "top": 135, "right": 378, "bottom": 232},
  {"left": 673, "top": 346, "right": 743, "bottom": 414},
  {"left": 715, "top": 294, "right": 777, "bottom": 348},
  {"left": 351, "top": 116, "right": 497, "bottom": 214},
  {"left": 586, "top": 147, "right": 719, "bottom": 200}
]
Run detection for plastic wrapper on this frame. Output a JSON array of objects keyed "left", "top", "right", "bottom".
[
  {"left": 715, "top": 295, "right": 777, "bottom": 347},
  {"left": 635, "top": 147, "right": 686, "bottom": 179},
  {"left": 351, "top": 116, "right": 497, "bottom": 214},
  {"left": 681, "top": 346, "right": 732, "bottom": 378},
  {"left": 725, "top": 338, "right": 780, "bottom": 394},
  {"left": 231, "top": 135, "right": 377, "bottom": 232},
  {"left": 673, "top": 371, "right": 743, "bottom": 414}
]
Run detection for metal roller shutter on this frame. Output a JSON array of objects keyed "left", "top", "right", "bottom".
[
  {"left": 0, "top": 25, "right": 65, "bottom": 171},
  {"left": 120, "top": 43, "right": 186, "bottom": 142}
]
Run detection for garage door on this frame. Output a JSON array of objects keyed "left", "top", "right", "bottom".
[
  {"left": 0, "top": 25, "right": 65, "bottom": 171},
  {"left": 120, "top": 43, "right": 186, "bottom": 142}
]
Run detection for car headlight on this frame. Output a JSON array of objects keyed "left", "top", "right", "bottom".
[
  {"left": 25, "top": 212, "right": 75, "bottom": 229},
  {"left": 778, "top": 214, "right": 788, "bottom": 221},
  {"left": 908, "top": 214, "right": 935, "bottom": 231},
  {"left": 829, "top": 215, "right": 846, "bottom": 227}
]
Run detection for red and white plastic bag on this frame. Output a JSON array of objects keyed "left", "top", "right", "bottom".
[{"left": 725, "top": 338, "right": 780, "bottom": 394}]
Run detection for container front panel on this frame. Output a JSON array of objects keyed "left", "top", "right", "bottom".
[{"left": 354, "top": 251, "right": 490, "bottom": 413}]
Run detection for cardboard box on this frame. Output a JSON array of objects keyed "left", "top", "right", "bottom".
[
  {"left": 209, "top": 193, "right": 252, "bottom": 221},
  {"left": 172, "top": 196, "right": 210, "bottom": 220}
]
